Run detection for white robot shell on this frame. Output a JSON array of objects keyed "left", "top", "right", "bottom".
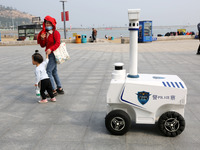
[{"left": 106, "top": 73, "right": 187, "bottom": 136}]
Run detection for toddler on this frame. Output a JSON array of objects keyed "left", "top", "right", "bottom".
[{"left": 32, "top": 50, "right": 56, "bottom": 103}]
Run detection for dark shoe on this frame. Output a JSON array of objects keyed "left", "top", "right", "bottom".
[
  {"left": 46, "top": 94, "right": 50, "bottom": 98},
  {"left": 56, "top": 88, "right": 64, "bottom": 94},
  {"left": 53, "top": 91, "right": 58, "bottom": 96},
  {"left": 46, "top": 91, "right": 58, "bottom": 97}
]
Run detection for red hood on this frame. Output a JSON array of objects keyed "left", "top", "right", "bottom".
[{"left": 42, "top": 16, "right": 57, "bottom": 33}]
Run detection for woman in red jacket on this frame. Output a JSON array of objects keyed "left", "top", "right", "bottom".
[{"left": 37, "top": 16, "right": 64, "bottom": 96}]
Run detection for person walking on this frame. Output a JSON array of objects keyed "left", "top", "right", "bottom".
[
  {"left": 196, "top": 23, "right": 200, "bottom": 55},
  {"left": 92, "top": 28, "right": 97, "bottom": 42},
  {"left": 37, "top": 15, "right": 64, "bottom": 96}
]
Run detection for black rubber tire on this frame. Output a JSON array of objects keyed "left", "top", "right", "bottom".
[
  {"left": 105, "top": 110, "right": 131, "bottom": 135},
  {"left": 158, "top": 111, "right": 185, "bottom": 137}
]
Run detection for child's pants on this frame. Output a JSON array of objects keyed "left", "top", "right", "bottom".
[{"left": 40, "top": 78, "right": 54, "bottom": 99}]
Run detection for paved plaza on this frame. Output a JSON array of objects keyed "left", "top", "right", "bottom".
[{"left": 0, "top": 40, "right": 200, "bottom": 150}]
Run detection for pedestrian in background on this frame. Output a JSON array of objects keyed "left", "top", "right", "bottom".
[
  {"left": 196, "top": 23, "right": 200, "bottom": 55},
  {"left": 92, "top": 28, "right": 97, "bottom": 42}
]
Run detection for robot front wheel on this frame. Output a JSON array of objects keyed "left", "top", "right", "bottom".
[
  {"left": 105, "top": 110, "right": 131, "bottom": 135},
  {"left": 158, "top": 111, "right": 185, "bottom": 137}
]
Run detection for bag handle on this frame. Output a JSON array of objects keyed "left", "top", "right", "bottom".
[
  {"left": 53, "top": 31, "right": 62, "bottom": 44},
  {"left": 53, "top": 31, "right": 55, "bottom": 44}
]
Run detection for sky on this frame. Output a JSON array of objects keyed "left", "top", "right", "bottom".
[{"left": 0, "top": 0, "right": 200, "bottom": 28}]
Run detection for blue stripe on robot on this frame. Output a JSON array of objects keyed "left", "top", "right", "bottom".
[{"left": 162, "top": 81, "right": 184, "bottom": 89}]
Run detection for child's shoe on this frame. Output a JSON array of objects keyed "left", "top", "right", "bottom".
[
  {"left": 50, "top": 97, "right": 56, "bottom": 102},
  {"left": 38, "top": 99, "right": 48, "bottom": 104}
]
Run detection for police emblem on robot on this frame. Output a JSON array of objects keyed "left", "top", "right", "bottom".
[{"left": 136, "top": 91, "right": 151, "bottom": 105}]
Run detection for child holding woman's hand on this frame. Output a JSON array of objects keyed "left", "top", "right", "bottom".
[{"left": 32, "top": 50, "right": 56, "bottom": 103}]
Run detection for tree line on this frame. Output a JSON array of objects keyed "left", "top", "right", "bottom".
[{"left": 0, "top": 5, "right": 31, "bottom": 29}]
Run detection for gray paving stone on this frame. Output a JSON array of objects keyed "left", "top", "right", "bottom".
[
  {"left": 43, "top": 124, "right": 87, "bottom": 142},
  {"left": 1, "top": 124, "right": 49, "bottom": 143},
  {"left": 84, "top": 142, "right": 126, "bottom": 150},
  {"left": 34, "top": 141, "right": 84, "bottom": 150},
  {"left": 127, "top": 143, "right": 175, "bottom": 150},
  {"left": 0, "top": 140, "right": 37, "bottom": 150}
]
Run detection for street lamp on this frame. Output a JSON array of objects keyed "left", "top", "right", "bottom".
[{"left": 60, "top": 0, "right": 67, "bottom": 39}]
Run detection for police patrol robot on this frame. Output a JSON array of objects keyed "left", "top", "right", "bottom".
[{"left": 105, "top": 9, "right": 187, "bottom": 137}]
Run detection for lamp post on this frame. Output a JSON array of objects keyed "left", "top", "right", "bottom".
[{"left": 60, "top": 0, "right": 67, "bottom": 39}]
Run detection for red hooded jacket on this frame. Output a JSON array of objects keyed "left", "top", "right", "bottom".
[{"left": 37, "top": 16, "right": 60, "bottom": 52}]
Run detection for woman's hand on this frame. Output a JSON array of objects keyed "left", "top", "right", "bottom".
[
  {"left": 46, "top": 49, "right": 51, "bottom": 55},
  {"left": 41, "top": 33, "right": 46, "bottom": 40}
]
